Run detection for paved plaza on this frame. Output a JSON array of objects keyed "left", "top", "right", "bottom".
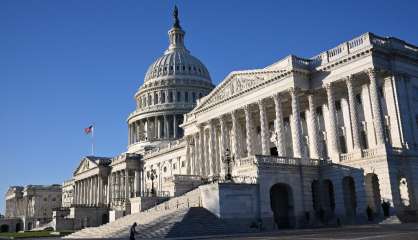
[{"left": 203, "top": 224, "right": 418, "bottom": 240}]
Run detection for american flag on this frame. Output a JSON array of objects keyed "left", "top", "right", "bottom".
[{"left": 84, "top": 125, "right": 93, "bottom": 134}]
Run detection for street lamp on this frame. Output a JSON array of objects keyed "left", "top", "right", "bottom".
[
  {"left": 222, "top": 148, "right": 234, "bottom": 182},
  {"left": 147, "top": 169, "right": 157, "bottom": 196}
]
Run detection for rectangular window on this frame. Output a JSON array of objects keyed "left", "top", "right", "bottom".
[
  {"left": 177, "top": 91, "right": 181, "bottom": 102},
  {"left": 169, "top": 91, "right": 173, "bottom": 103},
  {"left": 185, "top": 92, "right": 189, "bottom": 102}
]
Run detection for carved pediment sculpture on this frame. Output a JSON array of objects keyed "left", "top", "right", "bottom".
[{"left": 192, "top": 70, "right": 285, "bottom": 113}]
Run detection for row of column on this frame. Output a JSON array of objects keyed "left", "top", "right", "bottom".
[
  {"left": 109, "top": 170, "right": 130, "bottom": 200},
  {"left": 129, "top": 114, "right": 182, "bottom": 145},
  {"left": 74, "top": 175, "right": 104, "bottom": 206},
  {"left": 184, "top": 68, "right": 385, "bottom": 171},
  {"left": 139, "top": 89, "right": 200, "bottom": 109}
]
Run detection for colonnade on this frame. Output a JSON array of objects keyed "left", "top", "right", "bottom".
[
  {"left": 74, "top": 175, "right": 105, "bottom": 206},
  {"left": 128, "top": 114, "right": 184, "bottom": 145},
  {"left": 108, "top": 169, "right": 144, "bottom": 202},
  {"left": 184, "top": 69, "right": 386, "bottom": 177}
]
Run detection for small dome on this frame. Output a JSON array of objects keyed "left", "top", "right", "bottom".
[{"left": 144, "top": 50, "right": 211, "bottom": 82}]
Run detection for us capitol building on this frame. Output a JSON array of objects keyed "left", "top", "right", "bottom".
[{"left": 3, "top": 7, "right": 418, "bottom": 236}]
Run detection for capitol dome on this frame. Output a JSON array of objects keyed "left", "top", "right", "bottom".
[
  {"left": 127, "top": 6, "right": 214, "bottom": 153},
  {"left": 143, "top": 6, "right": 211, "bottom": 83},
  {"left": 144, "top": 50, "right": 211, "bottom": 83}
]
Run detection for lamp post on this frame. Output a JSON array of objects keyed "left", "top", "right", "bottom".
[
  {"left": 147, "top": 169, "right": 157, "bottom": 196},
  {"left": 222, "top": 148, "right": 234, "bottom": 182}
]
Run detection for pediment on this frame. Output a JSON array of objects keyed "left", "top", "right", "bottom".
[
  {"left": 193, "top": 69, "right": 286, "bottom": 113},
  {"left": 73, "top": 157, "right": 98, "bottom": 176}
]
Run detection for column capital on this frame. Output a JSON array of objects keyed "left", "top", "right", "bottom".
[
  {"left": 208, "top": 119, "right": 215, "bottom": 128},
  {"left": 325, "top": 82, "right": 333, "bottom": 90},
  {"left": 272, "top": 92, "right": 281, "bottom": 100},
  {"left": 366, "top": 67, "right": 386, "bottom": 79},
  {"left": 218, "top": 114, "right": 226, "bottom": 123},
  {"left": 243, "top": 104, "right": 252, "bottom": 112},
  {"left": 257, "top": 98, "right": 266, "bottom": 107},
  {"left": 288, "top": 87, "right": 300, "bottom": 95}
]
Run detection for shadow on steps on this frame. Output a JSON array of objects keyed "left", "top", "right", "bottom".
[{"left": 163, "top": 207, "right": 256, "bottom": 238}]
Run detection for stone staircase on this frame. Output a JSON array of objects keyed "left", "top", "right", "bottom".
[{"left": 64, "top": 187, "right": 256, "bottom": 239}]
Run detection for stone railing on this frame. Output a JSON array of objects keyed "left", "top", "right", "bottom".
[
  {"left": 237, "top": 155, "right": 331, "bottom": 167},
  {"left": 164, "top": 174, "right": 202, "bottom": 183},
  {"left": 143, "top": 139, "right": 185, "bottom": 157},
  {"left": 310, "top": 33, "right": 372, "bottom": 67},
  {"left": 128, "top": 103, "right": 196, "bottom": 119},
  {"left": 361, "top": 147, "right": 382, "bottom": 158},
  {"left": 310, "top": 32, "right": 418, "bottom": 69},
  {"left": 111, "top": 152, "right": 140, "bottom": 163}
]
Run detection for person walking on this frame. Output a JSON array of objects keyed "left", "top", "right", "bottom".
[{"left": 130, "top": 222, "right": 137, "bottom": 240}]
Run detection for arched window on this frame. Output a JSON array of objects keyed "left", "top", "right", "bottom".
[
  {"left": 185, "top": 92, "right": 189, "bottom": 102},
  {"left": 199, "top": 92, "right": 203, "bottom": 99},
  {"left": 192, "top": 92, "right": 196, "bottom": 103},
  {"left": 177, "top": 91, "right": 181, "bottom": 102}
]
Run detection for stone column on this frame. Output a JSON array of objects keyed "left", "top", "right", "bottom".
[
  {"left": 144, "top": 119, "right": 148, "bottom": 141},
  {"left": 173, "top": 115, "right": 178, "bottom": 139},
  {"left": 231, "top": 109, "right": 241, "bottom": 159},
  {"left": 367, "top": 69, "right": 385, "bottom": 145},
  {"left": 116, "top": 172, "right": 121, "bottom": 199},
  {"left": 194, "top": 133, "right": 200, "bottom": 175},
  {"left": 84, "top": 180, "right": 88, "bottom": 204},
  {"left": 185, "top": 137, "right": 191, "bottom": 174},
  {"left": 208, "top": 120, "right": 215, "bottom": 176},
  {"left": 80, "top": 179, "right": 84, "bottom": 204},
  {"left": 346, "top": 76, "right": 361, "bottom": 150},
  {"left": 164, "top": 115, "right": 169, "bottom": 139},
  {"left": 91, "top": 177, "right": 95, "bottom": 205},
  {"left": 140, "top": 170, "right": 145, "bottom": 196},
  {"left": 154, "top": 116, "right": 159, "bottom": 139},
  {"left": 258, "top": 99, "right": 270, "bottom": 156},
  {"left": 91, "top": 177, "right": 94, "bottom": 205},
  {"left": 133, "top": 122, "right": 137, "bottom": 143},
  {"left": 128, "top": 124, "right": 131, "bottom": 145},
  {"left": 213, "top": 125, "right": 220, "bottom": 175},
  {"left": 290, "top": 88, "right": 303, "bottom": 158},
  {"left": 95, "top": 177, "right": 98, "bottom": 205},
  {"left": 204, "top": 129, "right": 210, "bottom": 176},
  {"left": 273, "top": 93, "right": 286, "bottom": 156},
  {"left": 219, "top": 116, "right": 227, "bottom": 176},
  {"left": 107, "top": 175, "right": 111, "bottom": 204},
  {"left": 125, "top": 170, "right": 130, "bottom": 199},
  {"left": 134, "top": 170, "right": 140, "bottom": 197},
  {"left": 244, "top": 104, "right": 255, "bottom": 156},
  {"left": 84, "top": 178, "right": 88, "bottom": 205},
  {"left": 325, "top": 83, "right": 339, "bottom": 158},
  {"left": 199, "top": 125, "right": 206, "bottom": 176},
  {"left": 307, "top": 93, "right": 320, "bottom": 159}
]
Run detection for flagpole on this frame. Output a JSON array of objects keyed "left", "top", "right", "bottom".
[{"left": 91, "top": 124, "right": 95, "bottom": 156}]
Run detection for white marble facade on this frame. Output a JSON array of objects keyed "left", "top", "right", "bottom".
[{"left": 61, "top": 8, "right": 418, "bottom": 229}]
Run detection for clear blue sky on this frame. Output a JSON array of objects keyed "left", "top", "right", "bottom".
[{"left": 1, "top": 0, "right": 417, "bottom": 214}]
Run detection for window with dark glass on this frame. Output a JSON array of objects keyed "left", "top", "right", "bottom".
[{"left": 177, "top": 91, "right": 181, "bottom": 102}]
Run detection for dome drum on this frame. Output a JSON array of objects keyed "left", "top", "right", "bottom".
[{"left": 127, "top": 6, "right": 214, "bottom": 153}]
